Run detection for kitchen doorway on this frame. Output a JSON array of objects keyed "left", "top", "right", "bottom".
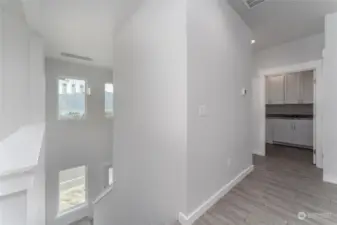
[
  {"left": 265, "top": 70, "right": 315, "bottom": 164},
  {"left": 259, "top": 60, "right": 323, "bottom": 169}
]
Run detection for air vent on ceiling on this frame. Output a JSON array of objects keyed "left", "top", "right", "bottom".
[
  {"left": 61, "top": 53, "right": 93, "bottom": 62},
  {"left": 243, "top": 0, "right": 266, "bottom": 9}
]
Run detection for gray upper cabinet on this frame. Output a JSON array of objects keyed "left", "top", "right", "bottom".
[
  {"left": 266, "top": 71, "right": 314, "bottom": 105},
  {"left": 266, "top": 75, "right": 285, "bottom": 104},
  {"left": 285, "top": 73, "right": 301, "bottom": 104},
  {"left": 301, "top": 71, "right": 314, "bottom": 104}
]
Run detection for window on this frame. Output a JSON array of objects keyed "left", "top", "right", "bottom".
[
  {"left": 108, "top": 167, "right": 113, "bottom": 186},
  {"left": 103, "top": 165, "right": 113, "bottom": 189},
  {"left": 58, "top": 78, "right": 86, "bottom": 120},
  {"left": 62, "top": 83, "right": 67, "bottom": 94},
  {"left": 79, "top": 84, "right": 85, "bottom": 93},
  {"left": 105, "top": 83, "right": 113, "bottom": 118},
  {"left": 59, "top": 166, "right": 87, "bottom": 214}
]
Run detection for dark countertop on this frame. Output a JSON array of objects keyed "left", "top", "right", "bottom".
[{"left": 266, "top": 114, "right": 313, "bottom": 119}]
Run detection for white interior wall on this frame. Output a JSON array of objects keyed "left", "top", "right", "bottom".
[
  {"left": 186, "top": 0, "right": 253, "bottom": 215},
  {"left": 256, "top": 33, "right": 324, "bottom": 70},
  {"left": 28, "top": 140, "right": 46, "bottom": 225},
  {"left": 96, "top": 1, "right": 188, "bottom": 225},
  {"left": 0, "top": 0, "right": 46, "bottom": 182},
  {"left": 95, "top": 1, "right": 254, "bottom": 224},
  {"left": 0, "top": 192, "right": 27, "bottom": 225},
  {"left": 0, "top": 3, "right": 46, "bottom": 225},
  {"left": 1, "top": 8, "right": 30, "bottom": 141},
  {"left": 45, "top": 58, "right": 113, "bottom": 225},
  {"left": 29, "top": 34, "right": 45, "bottom": 124},
  {"left": 252, "top": 34, "right": 324, "bottom": 156},
  {"left": 27, "top": 34, "right": 46, "bottom": 225},
  {"left": 323, "top": 12, "right": 337, "bottom": 184}
]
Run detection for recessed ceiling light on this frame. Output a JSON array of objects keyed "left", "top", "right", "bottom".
[{"left": 251, "top": 40, "right": 256, "bottom": 44}]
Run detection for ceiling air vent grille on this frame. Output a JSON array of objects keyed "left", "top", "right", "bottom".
[
  {"left": 61, "top": 53, "right": 93, "bottom": 62},
  {"left": 243, "top": 0, "right": 266, "bottom": 9}
]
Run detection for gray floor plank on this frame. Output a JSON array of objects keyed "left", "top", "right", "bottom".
[{"left": 193, "top": 144, "right": 337, "bottom": 225}]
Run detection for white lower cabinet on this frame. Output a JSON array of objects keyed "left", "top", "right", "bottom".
[
  {"left": 273, "top": 119, "right": 294, "bottom": 144},
  {"left": 293, "top": 120, "right": 313, "bottom": 147},
  {"left": 268, "top": 118, "right": 313, "bottom": 148},
  {"left": 266, "top": 119, "right": 274, "bottom": 144}
]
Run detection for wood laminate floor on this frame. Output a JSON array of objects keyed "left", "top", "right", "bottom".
[{"left": 193, "top": 144, "right": 337, "bottom": 225}]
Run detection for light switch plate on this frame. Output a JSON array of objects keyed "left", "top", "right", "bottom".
[{"left": 198, "top": 105, "right": 207, "bottom": 117}]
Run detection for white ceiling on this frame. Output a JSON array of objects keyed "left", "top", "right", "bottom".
[
  {"left": 40, "top": 0, "right": 115, "bottom": 69},
  {"left": 227, "top": 0, "right": 337, "bottom": 51},
  {"left": 22, "top": 0, "right": 144, "bottom": 69},
  {"left": 23, "top": 0, "right": 337, "bottom": 68}
]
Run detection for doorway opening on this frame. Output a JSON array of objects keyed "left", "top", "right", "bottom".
[
  {"left": 260, "top": 60, "right": 323, "bottom": 169},
  {"left": 265, "top": 70, "right": 315, "bottom": 164}
]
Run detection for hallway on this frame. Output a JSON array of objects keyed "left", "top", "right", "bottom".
[{"left": 193, "top": 146, "right": 337, "bottom": 225}]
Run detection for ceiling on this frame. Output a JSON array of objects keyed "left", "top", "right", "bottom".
[
  {"left": 39, "top": 0, "right": 115, "bottom": 69},
  {"left": 23, "top": 0, "right": 337, "bottom": 68},
  {"left": 22, "top": 0, "right": 144, "bottom": 69},
  {"left": 227, "top": 0, "right": 337, "bottom": 51}
]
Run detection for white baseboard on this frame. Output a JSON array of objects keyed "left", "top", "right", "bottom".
[
  {"left": 178, "top": 165, "right": 254, "bottom": 225},
  {"left": 253, "top": 150, "right": 265, "bottom": 156},
  {"left": 323, "top": 174, "right": 337, "bottom": 185}
]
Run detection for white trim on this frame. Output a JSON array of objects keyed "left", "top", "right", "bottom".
[
  {"left": 56, "top": 203, "right": 88, "bottom": 219},
  {"left": 323, "top": 174, "right": 337, "bottom": 185},
  {"left": 178, "top": 165, "right": 254, "bottom": 225},
  {"left": 259, "top": 60, "right": 321, "bottom": 77},
  {"left": 0, "top": 165, "right": 36, "bottom": 177},
  {"left": 92, "top": 184, "right": 114, "bottom": 205},
  {"left": 259, "top": 60, "right": 323, "bottom": 169},
  {"left": 253, "top": 151, "right": 265, "bottom": 156},
  {"left": 59, "top": 176, "right": 85, "bottom": 187}
]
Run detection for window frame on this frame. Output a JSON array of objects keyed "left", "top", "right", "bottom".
[
  {"left": 102, "top": 163, "right": 114, "bottom": 189},
  {"left": 57, "top": 77, "right": 88, "bottom": 121},
  {"left": 104, "top": 83, "right": 114, "bottom": 119}
]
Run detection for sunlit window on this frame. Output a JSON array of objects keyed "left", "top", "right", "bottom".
[
  {"left": 58, "top": 166, "right": 87, "bottom": 214},
  {"left": 103, "top": 165, "right": 113, "bottom": 189},
  {"left": 108, "top": 167, "right": 113, "bottom": 186},
  {"left": 105, "top": 83, "right": 113, "bottom": 118},
  {"left": 58, "top": 78, "right": 86, "bottom": 120}
]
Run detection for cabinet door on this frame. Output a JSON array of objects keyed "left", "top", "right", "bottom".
[
  {"left": 266, "top": 75, "right": 285, "bottom": 104},
  {"left": 285, "top": 74, "right": 301, "bottom": 104},
  {"left": 293, "top": 120, "right": 313, "bottom": 147},
  {"left": 301, "top": 71, "right": 314, "bottom": 104},
  {"left": 266, "top": 119, "right": 274, "bottom": 144},
  {"left": 273, "top": 119, "right": 293, "bottom": 144}
]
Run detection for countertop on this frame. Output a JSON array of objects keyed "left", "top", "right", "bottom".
[{"left": 266, "top": 114, "right": 313, "bottom": 119}]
